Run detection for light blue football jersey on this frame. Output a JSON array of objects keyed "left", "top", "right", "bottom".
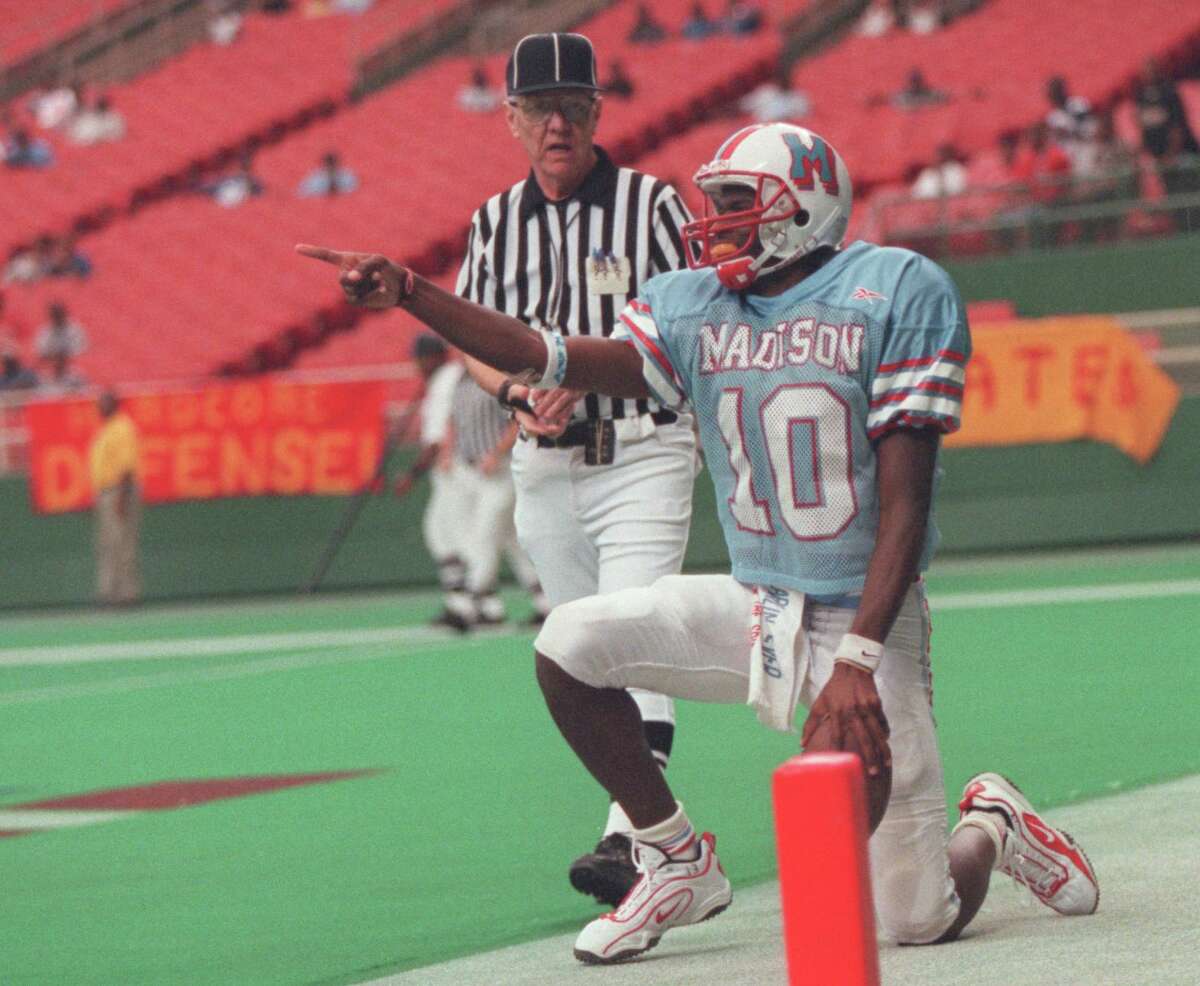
[{"left": 614, "top": 241, "right": 971, "bottom": 596}]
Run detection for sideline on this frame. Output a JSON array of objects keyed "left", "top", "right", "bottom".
[{"left": 3, "top": 577, "right": 1199, "bottom": 670}]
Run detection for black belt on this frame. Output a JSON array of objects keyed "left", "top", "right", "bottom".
[{"left": 535, "top": 410, "right": 678, "bottom": 450}]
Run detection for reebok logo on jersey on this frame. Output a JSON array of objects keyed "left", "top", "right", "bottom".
[{"left": 852, "top": 287, "right": 887, "bottom": 302}]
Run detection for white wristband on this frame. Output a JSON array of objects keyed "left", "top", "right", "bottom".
[
  {"left": 531, "top": 329, "right": 568, "bottom": 390},
  {"left": 833, "top": 633, "right": 883, "bottom": 673}
]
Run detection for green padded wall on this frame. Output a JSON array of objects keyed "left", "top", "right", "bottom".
[{"left": 4, "top": 235, "right": 1199, "bottom": 610}]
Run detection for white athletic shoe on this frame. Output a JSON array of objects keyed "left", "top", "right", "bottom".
[
  {"left": 959, "top": 772, "right": 1099, "bottom": 915},
  {"left": 573, "top": 832, "right": 732, "bottom": 964}
]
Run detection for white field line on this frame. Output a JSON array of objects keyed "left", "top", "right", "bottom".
[
  {"left": 928, "top": 578, "right": 1200, "bottom": 610},
  {"left": 2, "top": 579, "right": 1198, "bottom": 706},
  {"left": 0, "top": 636, "right": 511, "bottom": 706},
  {"left": 4, "top": 578, "right": 1200, "bottom": 671},
  {"left": 0, "top": 809, "right": 135, "bottom": 829},
  {"left": 0, "top": 625, "right": 517, "bottom": 668}
]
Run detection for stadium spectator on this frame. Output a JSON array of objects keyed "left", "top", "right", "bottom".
[
  {"left": 911, "top": 143, "right": 968, "bottom": 199},
  {"left": 906, "top": 0, "right": 942, "bottom": 34},
  {"left": 40, "top": 352, "right": 88, "bottom": 395},
  {"left": 457, "top": 65, "right": 502, "bottom": 114},
  {"left": 723, "top": 0, "right": 764, "bottom": 35},
  {"left": 205, "top": 150, "right": 266, "bottom": 207},
  {"left": 1013, "top": 123, "right": 1072, "bottom": 202},
  {"left": 1135, "top": 59, "right": 1199, "bottom": 160},
  {"left": 35, "top": 302, "right": 88, "bottom": 365},
  {"left": 29, "top": 81, "right": 82, "bottom": 130},
  {"left": 69, "top": 94, "right": 126, "bottom": 146},
  {"left": 1134, "top": 59, "right": 1200, "bottom": 232},
  {"left": 90, "top": 390, "right": 142, "bottom": 606},
  {"left": 740, "top": 66, "right": 810, "bottom": 122},
  {"left": 967, "top": 131, "right": 1021, "bottom": 191},
  {"left": 1072, "top": 112, "right": 1137, "bottom": 242},
  {"left": 3, "top": 127, "right": 53, "bottom": 169},
  {"left": 297, "top": 151, "right": 359, "bottom": 197},
  {"left": 681, "top": 2, "right": 719, "bottom": 39},
  {"left": 1011, "top": 123, "right": 1073, "bottom": 246},
  {"left": 207, "top": 0, "right": 243, "bottom": 46},
  {"left": 858, "top": 0, "right": 896, "bottom": 36},
  {"left": 627, "top": 3, "right": 667, "bottom": 44},
  {"left": 601, "top": 60, "right": 636, "bottom": 100},
  {"left": 45, "top": 235, "right": 93, "bottom": 280},
  {"left": 3, "top": 236, "right": 55, "bottom": 284},
  {"left": 0, "top": 343, "right": 39, "bottom": 392},
  {"left": 893, "top": 67, "right": 949, "bottom": 110},
  {"left": 1044, "top": 76, "right": 1097, "bottom": 169},
  {"left": 0, "top": 291, "right": 29, "bottom": 350}
]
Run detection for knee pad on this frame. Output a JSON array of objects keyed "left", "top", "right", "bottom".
[{"left": 534, "top": 597, "right": 616, "bottom": 689}]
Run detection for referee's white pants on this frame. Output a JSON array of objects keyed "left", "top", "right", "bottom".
[{"left": 512, "top": 419, "right": 699, "bottom": 725}]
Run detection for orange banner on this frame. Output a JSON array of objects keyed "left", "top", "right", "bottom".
[
  {"left": 26, "top": 378, "right": 386, "bottom": 514},
  {"left": 946, "top": 316, "right": 1179, "bottom": 463}
]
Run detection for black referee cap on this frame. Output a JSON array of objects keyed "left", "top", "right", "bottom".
[{"left": 506, "top": 33, "right": 600, "bottom": 96}]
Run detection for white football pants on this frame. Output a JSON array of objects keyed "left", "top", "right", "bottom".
[
  {"left": 459, "top": 459, "right": 540, "bottom": 595},
  {"left": 535, "top": 574, "right": 961, "bottom": 944},
  {"left": 422, "top": 466, "right": 472, "bottom": 571}
]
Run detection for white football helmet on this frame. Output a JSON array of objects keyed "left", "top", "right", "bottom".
[{"left": 683, "top": 123, "right": 853, "bottom": 290}]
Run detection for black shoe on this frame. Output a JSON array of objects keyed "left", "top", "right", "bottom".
[
  {"left": 429, "top": 608, "right": 471, "bottom": 634},
  {"left": 569, "top": 833, "right": 637, "bottom": 907}
]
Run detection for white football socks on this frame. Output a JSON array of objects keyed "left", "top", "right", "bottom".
[
  {"left": 632, "top": 803, "right": 699, "bottom": 861},
  {"left": 603, "top": 800, "right": 633, "bottom": 839},
  {"left": 953, "top": 810, "right": 1008, "bottom": 868}
]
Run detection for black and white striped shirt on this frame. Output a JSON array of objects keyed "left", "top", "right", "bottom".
[
  {"left": 451, "top": 373, "right": 511, "bottom": 466},
  {"left": 456, "top": 146, "right": 692, "bottom": 421}
]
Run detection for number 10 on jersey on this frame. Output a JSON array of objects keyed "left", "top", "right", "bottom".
[{"left": 717, "top": 383, "right": 859, "bottom": 541}]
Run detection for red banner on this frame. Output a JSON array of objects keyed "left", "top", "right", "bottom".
[{"left": 26, "top": 378, "right": 386, "bottom": 514}]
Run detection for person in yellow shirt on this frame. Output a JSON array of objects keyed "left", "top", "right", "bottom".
[{"left": 89, "top": 390, "right": 141, "bottom": 604}]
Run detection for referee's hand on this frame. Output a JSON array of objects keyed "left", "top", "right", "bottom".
[
  {"left": 296, "top": 244, "right": 404, "bottom": 309},
  {"left": 508, "top": 383, "right": 576, "bottom": 438}
]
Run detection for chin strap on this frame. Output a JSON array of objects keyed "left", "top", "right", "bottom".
[{"left": 714, "top": 227, "right": 793, "bottom": 290}]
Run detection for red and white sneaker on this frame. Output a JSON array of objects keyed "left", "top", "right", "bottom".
[
  {"left": 959, "top": 772, "right": 1099, "bottom": 916},
  {"left": 573, "top": 832, "right": 732, "bottom": 964}
]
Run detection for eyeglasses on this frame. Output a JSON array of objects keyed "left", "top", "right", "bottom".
[{"left": 510, "top": 93, "right": 598, "bottom": 127}]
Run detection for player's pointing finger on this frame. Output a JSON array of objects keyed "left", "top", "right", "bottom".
[{"left": 295, "top": 244, "right": 349, "bottom": 266}]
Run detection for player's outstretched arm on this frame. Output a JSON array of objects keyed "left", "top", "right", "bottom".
[{"left": 295, "top": 245, "right": 649, "bottom": 399}]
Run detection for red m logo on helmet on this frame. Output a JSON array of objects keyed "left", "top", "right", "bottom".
[{"left": 783, "top": 133, "right": 840, "bottom": 196}]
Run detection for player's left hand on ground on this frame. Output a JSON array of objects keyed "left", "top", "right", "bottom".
[
  {"left": 295, "top": 244, "right": 408, "bottom": 309},
  {"left": 802, "top": 663, "right": 892, "bottom": 777}
]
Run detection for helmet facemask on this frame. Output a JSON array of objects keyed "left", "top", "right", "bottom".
[{"left": 683, "top": 170, "right": 814, "bottom": 290}]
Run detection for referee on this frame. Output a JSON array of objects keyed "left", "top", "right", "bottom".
[{"left": 457, "top": 32, "right": 699, "bottom": 908}]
